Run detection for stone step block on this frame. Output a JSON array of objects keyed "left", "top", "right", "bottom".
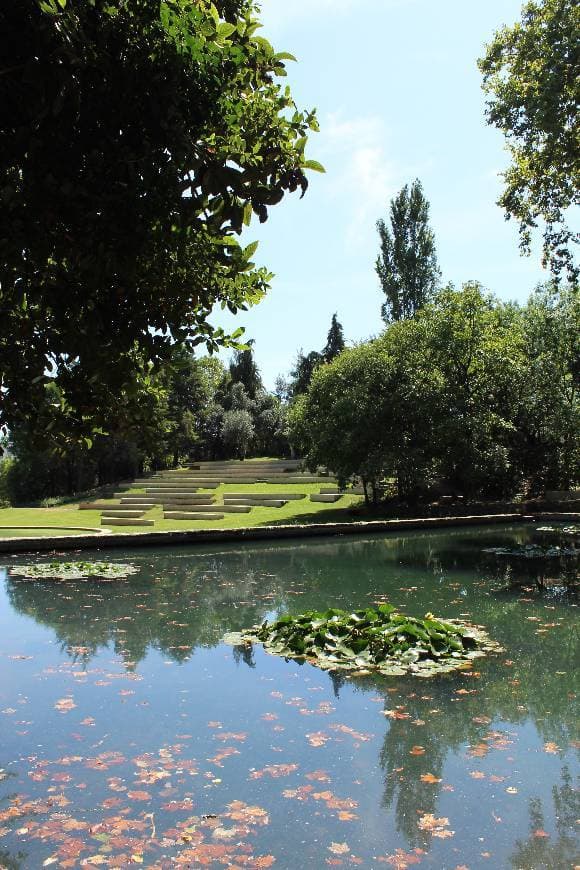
[
  {"left": 100, "top": 510, "right": 145, "bottom": 519},
  {"left": 309, "top": 493, "right": 344, "bottom": 503},
  {"left": 223, "top": 493, "right": 306, "bottom": 500},
  {"left": 175, "top": 503, "right": 251, "bottom": 513},
  {"left": 101, "top": 517, "right": 155, "bottom": 526},
  {"left": 163, "top": 512, "right": 225, "bottom": 521},
  {"left": 119, "top": 500, "right": 156, "bottom": 508},
  {"left": 223, "top": 498, "right": 287, "bottom": 507},
  {"left": 79, "top": 502, "right": 138, "bottom": 511},
  {"left": 163, "top": 501, "right": 217, "bottom": 511}
]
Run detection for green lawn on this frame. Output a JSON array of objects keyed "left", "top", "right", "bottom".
[{"left": 0, "top": 483, "right": 364, "bottom": 537}]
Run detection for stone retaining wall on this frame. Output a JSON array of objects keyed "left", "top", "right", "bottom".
[{"left": 1, "top": 512, "right": 577, "bottom": 555}]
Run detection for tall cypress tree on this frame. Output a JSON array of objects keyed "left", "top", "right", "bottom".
[
  {"left": 323, "top": 313, "right": 346, "bottom": 362},
  {"left": 376, "top": 179, "right": 440, "bottom": 323}
]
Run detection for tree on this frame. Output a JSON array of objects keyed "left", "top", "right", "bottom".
[
  {"left": 0, "top": 0, "right": 321, "bottom": 445},
  {"left": 228, "top": 347, "right": 263, "bottom": 399},
  {"left": 290, "top": 350, "right": 323, "bottom": 397},
  {"left": 516, "top": 283, "right": 580, "bottom": 491},
  {"left": 479, "top": 0, "right": 579, "bottom": 279},
  {"left": 221, "top": 409, "right": 255, "bottom": 459},
  {"left": 376, "top": 180, "right": 440, "bottom": 323},
  {"left": 322, "top": 313, "right": 346, "bottom": 362}
]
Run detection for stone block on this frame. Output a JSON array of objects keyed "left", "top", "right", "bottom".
[
  {"left": 101, "top": 517, "right": 155, "bottom": 526},
  {"left": 223, "top": 493, "right": 306, "bottom": 500},
  {"left": 224, "top": 499, "right": 287, "bottom": 508},
  {"left": 79, "top": 502, "right": 137, "bottom": 511},
  {"left": 309, "top": 494, "right": 343, "bottom": 503},
  {"left": 163, "top": 512, "right": 225, "bottom": 521},
  {"left": 100, "top": 510, "right": 144, "bottom": 519}
]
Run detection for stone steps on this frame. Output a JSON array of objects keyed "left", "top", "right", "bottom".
[
  {"left": 100, "top": 510, "right": 145, "bottom": 519},
  {"left": 223, "top": 493, "right": 306, "bottom": 500},
  {"left": 79, "top": 502, "right": 145, "bottom": 511},
  {"left": 223, "top": 498, "right": 287, "bottom": 507},
  {"left": 163, "top": 512, "right": 225, "bottom": 521},
  {"left": 309, "top": 493, "right": 344, "bottom": 503},
  {"left": 101, "top": 517, "right": 155, "bottom": 526}
]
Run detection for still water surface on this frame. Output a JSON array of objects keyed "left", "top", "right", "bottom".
[{"left": 0, "top": 525, "right": 578, "bottom": 869}]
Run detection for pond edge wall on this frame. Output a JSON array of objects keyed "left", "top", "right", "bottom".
[{"left": 0, "top": 512, "right": 578, "bottom": 554}]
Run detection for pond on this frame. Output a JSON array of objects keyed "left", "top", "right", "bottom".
[{"left": 0, "top": 524, "right": 577, "bottom": 869}]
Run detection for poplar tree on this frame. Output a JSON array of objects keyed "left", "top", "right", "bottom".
[
  {"left": 322, "top": 313, "right": 346, "bottom": 362},
  {"left": 376, "top": 180, "right": 440, "bottom": 323}
]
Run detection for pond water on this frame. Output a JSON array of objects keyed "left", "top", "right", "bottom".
[{"left": 0, "top": 524, "right": 578, "bottom": 869}]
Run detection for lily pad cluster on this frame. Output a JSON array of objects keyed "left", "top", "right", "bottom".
[
  {"left": 9, "top": 561, "right": 139, "bottom": 582},
  {"left": 483, "top": 544, "right": 578, "bottom": 559},
  {"left": 536, "top": 525, "right": 580, "bottom": 537},
  {"left": 224, "top": 605, "right": 501, "bottom": 677}
]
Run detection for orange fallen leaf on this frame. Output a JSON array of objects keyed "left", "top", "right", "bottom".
[
  {"left": 533, "top": 829, "right": 550, "bottom": 838},
  {"left": 543, "top": 741, "right": 560, "bottom": 754},
  {"left": 54, "top": 697, "right": 76, "bottom": 713},
  {"left": 127, "top": 790, "right": 151, "bottom": 801},
  {"left": 409, "top": 746, "right": 425, "bottom": 756},
  {"left": 328, "top": 842, "right": 350, "bottom": 855},
  {"left": 420, "top": 773, "right": 441, "bottom": 784}
]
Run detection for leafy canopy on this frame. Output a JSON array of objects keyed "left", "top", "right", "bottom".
[
  {"left": 376, "top": 179, "right": 440, "bottom": 323},
  {"left": 479, "top": 0, "right": 579, "bottom": 279},
  {"left": 0, "top": 0, "right": 321, "bottom": 445}
]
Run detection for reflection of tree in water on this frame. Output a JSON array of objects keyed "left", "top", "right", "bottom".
[
  {"left": 485, "top": 557, "right": 578, "bottom": 600},
  {"left": 0, "top": 849, "right": 25, "bottom": 870},
  {"left": 3, "top": 529, "right": 577, "bottom": 856},
  {"left": 510, "top": 766, "right": 579, "bottom": 870},
  {"left": 336, "top": 591, "right": 577, "bottom": 848}
]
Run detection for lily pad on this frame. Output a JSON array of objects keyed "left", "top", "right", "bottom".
[
  {"left": 9, "top": 561, "right": 139, "bottom": 582},
  {"left": 223, "top": 605, "right": 502, "bottom": 678},
  {"left": 483, "top": 544, "right": 578, "bottom": 559}
]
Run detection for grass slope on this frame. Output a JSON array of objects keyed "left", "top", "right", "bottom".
[{"left": 0, "top": 483, "right": 363, "bottom": 537}]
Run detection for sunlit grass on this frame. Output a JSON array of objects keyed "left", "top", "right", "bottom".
[{"left": 0, "top": 484, "right": 364, "bottom": 537}]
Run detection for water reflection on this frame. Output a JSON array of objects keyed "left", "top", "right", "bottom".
[{"left": 0, "top": 526, "right": 577, "bottom": 868}]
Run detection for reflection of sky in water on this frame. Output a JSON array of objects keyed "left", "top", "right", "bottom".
[{"left": 0, "top": 524, "right": 577, "bottom": 869}]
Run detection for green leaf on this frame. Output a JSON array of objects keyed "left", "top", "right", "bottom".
[{"left": 302, "top": 159, "right": 325, "bottom": 173}]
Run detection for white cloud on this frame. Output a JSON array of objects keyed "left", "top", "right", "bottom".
[{"left": 318, "top": 113, "right": 407, "bottom": 248}]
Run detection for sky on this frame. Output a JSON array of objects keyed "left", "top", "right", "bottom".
[{"left": 214, "top": 0, "right": 547, "bottom": 389}]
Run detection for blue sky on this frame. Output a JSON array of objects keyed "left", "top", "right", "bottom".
[{"left": 214, "top": 0, "right": 547, "bottom": 388}]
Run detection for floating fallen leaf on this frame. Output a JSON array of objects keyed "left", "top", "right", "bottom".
[
  {"left": 543, "top": 741, "right": 560, "bottom": 754},
  {"left": 328, "top": 842, "right": 350, "bottom": 855},
  {"left": 418, "top": 813, "right": 454, "bottom": 838},
  {"left": 409, "top": 746, "right": 425, "bottom": 756},
  {"left": 420, "top": 773, "right": 441, "bottom": 784},
  {"left": 54, "top": 697, "right": 76, "bottom": 713}
]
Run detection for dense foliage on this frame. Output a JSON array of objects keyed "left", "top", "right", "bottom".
[
  {"left": 479, "top": 0, "right": 579, "bottom": 279},
  {"left": 290, "top": 283, "right": 579, "bottom": 501},
  {"left": 0, "top": 0, "right": 320, "bottom": 444},
  {"left": 226, "top": 605, "right": 500, "bottom": 677},
  {"left": 287, "top": 312, "right": 347, "bottom": 397},
  {"left": 376, "top": 180, "right": 440, "bottom": 323},
  {"left": 2, "top": 346, "right": 290, "bottom": 504}
]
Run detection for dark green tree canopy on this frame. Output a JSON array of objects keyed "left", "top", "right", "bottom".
[
  {"left": 0, "top": 0, "right": 320, "bottom": 445},
  {"left": 290, "top": 350, "right": 323, "bottom": 397},
  {"left": 479, "top": 0, "right": 579, "bottom": 279},
  {"left": 322, "top": 313, "right": 346, "bottom": 362},
  {"left": 228, "top": 347, "right": 263, "bottom": 399},
  {"left": 376, "top": 179, "right": 440, "bottom": 323}
]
